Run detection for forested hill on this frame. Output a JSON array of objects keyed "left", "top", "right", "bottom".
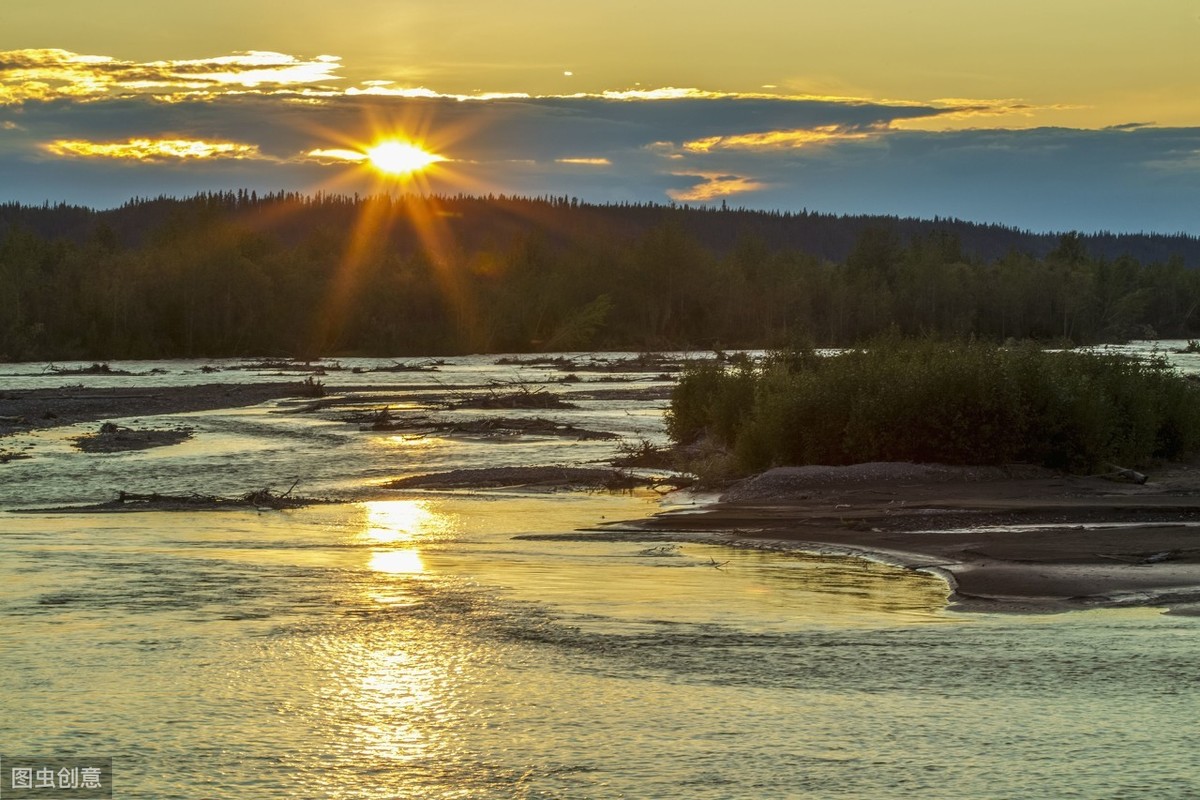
[
  {"left": 2, "top": 192, "right": 1199, "bottom": 266},
  {"left": 4, "top": 191, "right": 1200, "bottom": 360}
]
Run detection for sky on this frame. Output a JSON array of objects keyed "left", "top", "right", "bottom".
[{"left": 1, "top": 1, "right": 1199, "bottom": 233}]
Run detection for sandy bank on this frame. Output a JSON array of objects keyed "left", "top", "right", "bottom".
[
  {"left": 616, "top": 463, "right": 1200, "bottom": 614},
  {"left": 385, "top": 466, "right": 684, "bottom": 492},
  {"left": 71, "top": 422, "right": 193, "bottom": 452},
  {"left": 0, "top": 382, "right": 317, "bottom": 437}
]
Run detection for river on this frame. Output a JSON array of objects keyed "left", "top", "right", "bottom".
[{"left": 2, "top": 348, "right": 1199, "bottom": 798}]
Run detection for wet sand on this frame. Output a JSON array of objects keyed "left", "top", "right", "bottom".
[
  {"left": 618, "top": 463, "right": 1200, "bottom": 613},
  {"left": 0, "top": 382, "right": 321, "bottom": 436}
]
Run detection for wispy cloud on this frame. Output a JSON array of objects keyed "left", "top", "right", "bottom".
[
  {"left": 555, "top": 157, "right": 611, "bottom": 165},
  {"left": 305, "top": 148, "right": 369, "bottom": 164},
  {"left": 596, "top": 87, "right": 726, "bottom": 101},
  {"left": 0, "top": 48, "right": 1051, "bottom": 116},
  {"left": 43, "top": 138, "right": 265, "bottom": 161},
  {"left": 683, "top": 124, "right": 880, "bottom": 152},
  {"left": 668, "top": 173, "right": 769, "bottom": 201},
  {"left": 0, "top": 49, "right": 343, "bottom": 104}
]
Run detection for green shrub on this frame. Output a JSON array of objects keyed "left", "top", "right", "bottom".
[
  {"left": 665, "top": 359, "right": 757, "bottom": 445},
  {"left": 668, "top": 339, "right": 1200, "bottom": 474}
]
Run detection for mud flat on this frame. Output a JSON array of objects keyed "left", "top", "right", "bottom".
[
  {"left": 0, "top": 382, "right": 322, "bottom": 436},
  {"left": 71, "top": 422, "right": 193, "bottom": 453},
  {"left": 596, "top": 462, "right": 1200, "bottom": 614},
  {"left": 384, "top": 466, "right": 684, "bottom": 492},
  {"left": 11, "top": 486, "right": 340, "bottom": 513}
]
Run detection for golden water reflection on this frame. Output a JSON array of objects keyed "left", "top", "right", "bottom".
[
  {"left": 384, "top": 433, "right": 444, "bottom": 448},
  {"left": 344, "top": 502, "right": 464, "bottom": 780},
  {"left": 360, "top": 500, "right": 456, "bottom": 606},
  {"left": 369, "top": 548, "right": 425, "bottom": 575},
  {"left": 353, "top": 647, "right": 436, "bottom": 763},
  {"left": 363, "top": 499, "right": 451, "bottom": 544}
]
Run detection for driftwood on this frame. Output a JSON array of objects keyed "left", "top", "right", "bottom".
[
  {"left": 273, "top": 399, "right": 333, "bottom": 414},
  {"left": 384, "top": 466, "right": 690, "bottom": 492},
  {"left": 612, "top": 439, "right": 677, "bottom": 468},
  {"left": 232, "top": 360, "right": 343, "bottom": 373},
  {"left": 348, "top": 408, "right": 617, "bottom": 440},
  {"left": 294, "top": 376, "right": 326, "bottom": 398},
  {"left": 1101, "top": 463, "right": 1149, "bottom": 485},
  {"left": 352, "top": 359, "right": 444, "bottom": 373},
  {"left": 46, "top": 362, "right": 133, "bottom": 375},
  {"left": 446, "top": 384, "right": 575, "bottom": 410},
  {"left": 493, "top": 353, "right": 692, "bottom": 373},
  {"left": 71, "top": 422, "right": 193, "bottom": 453},
  {"left": 495, "top": 355, "right": 579, "bottom": 368},
  {"left": 13, "top": 481, "right": 339, "bottom": 513},
  {"left": 0, "top": 448, "right": 32, "bottom": 464}
]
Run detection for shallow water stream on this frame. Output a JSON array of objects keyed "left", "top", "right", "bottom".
[{"left": 2, "top": 350, "right": 1199, "bottom": 798}]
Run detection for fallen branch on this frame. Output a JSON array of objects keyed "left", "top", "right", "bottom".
[
  {"left": 1100, "top": 463, "right": 1149, "bottom": 485},
  {"left": 12, "top": 484, "right": 341, "bottom": 513},
  {"left": 353, "top": 411, "right": 618, "bottom": 440},
  {"left": 384, "top": 466, "right": 690, "bottom": 492},
  {"left": 446, "top": 383, "right": 575, "bottom": 410},
  {"left": 71, "top": 423, "right": 193, "bottom": 453}
]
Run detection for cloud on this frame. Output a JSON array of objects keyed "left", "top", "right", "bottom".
[
  {"left": 305, "top": 148, "right": 369, "bottom": 164},
  {"left": 682, "top": 124, "right": 880, "bottom": 153},
  {"left": 0, "top": 49, "right": 343, "bottom": 104},
  {"left": 668, "top": 173, "right": 769, "bottom": 201},
  {"left": 555, "top": 157, "right": 611, "bottom": 165},
  {"left": 1, "top": 88, "right": 968, "bottom": 165},
  {"left": 597, "top": 87, "right": 726, "bottom": 101},
  {"left": 3, "top": 48, "right": 1200, "bottom": 232},
  {"left": 43, "top": 138, "right": 266, "bottom": 161},
  {"left": 1105, "top": 122, "right": 1156, "bottom": 132}
]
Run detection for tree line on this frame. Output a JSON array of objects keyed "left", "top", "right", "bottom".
[{"left": 2, "top": 192, "right": 1199, "bottom": 360}]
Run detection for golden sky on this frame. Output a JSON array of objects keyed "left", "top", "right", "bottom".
[
  {"left": 5, "top": 0, "right": 1197, "bottom": 127},
  {"left": 2, "top": 1, "right": 1199, "bottom": 231}
]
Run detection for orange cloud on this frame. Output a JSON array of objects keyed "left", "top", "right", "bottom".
[
  {"left": 668, "top": 173, "right": 768, "bottom": 202},
  {"left": 684, "top": 124, "right": 878, "bottom": 153},
  {"left": 304, "top": 148, "right": 369, "bottom": 163},
  {"left": 555, "top": 157, "right": 611, "bottom": 165},
  {"left": 892, "top": 99, "right": 1083, "bottom": 131},
  {"left": 43, "top": 138, "right": 264, "bottom": 161},
  {"left": 0, "top": 49, "right": 342, "bottom": 104},
  {"left": 0, "top": 47, "right": 1054, "bottom": 142},
  {"left": 598, "top": 87, "right": 725, "bottom": 101}
]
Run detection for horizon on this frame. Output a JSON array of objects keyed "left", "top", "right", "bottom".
[
  {"left": 3, "top": 3, "right": 1200, "bottom": 234},
  {"left": 6, "top": 189, "right": 1200, "bottom": 242}
]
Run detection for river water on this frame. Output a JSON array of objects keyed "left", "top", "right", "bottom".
[{"left": 2, "top": 348, "right": 1199, "bottom": 799}]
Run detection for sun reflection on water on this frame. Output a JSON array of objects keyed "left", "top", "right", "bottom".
[
  {"left": 360, "top": 500, "right": 455, "bottom": 605},
  {"left": 317, "top": 638, "right": 446, "bottom": 780},
  {"left": 364, "top": 499, "right": 448, "bottom": 544},
  {"left": 369, "top": 548, "right": 425, "bottom": 575},
  {"left": 337, "top": 501, "right": 470, "bottom": 783},
  {"left": 385, "top": 433, "right": 442, "bottom": 447}
]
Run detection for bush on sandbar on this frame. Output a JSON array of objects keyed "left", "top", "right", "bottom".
[{"left": 667, "top": 339, "right": 1200, "bottom": 474}]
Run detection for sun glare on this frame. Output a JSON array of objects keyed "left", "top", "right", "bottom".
[{"left": 366, "top": 140, "right": 443, "bottom": 176}]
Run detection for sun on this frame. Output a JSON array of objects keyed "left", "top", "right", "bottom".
[{"left": 366, "top": 140, "right": 444, "bottom": 176}]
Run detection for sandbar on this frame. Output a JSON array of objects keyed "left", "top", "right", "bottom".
[
  {"left": 0, "top": 382, "right": 323, "bottom": 437},
  {"left": 621, "top": 463, "right": 1200, "bottom": 614}
]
